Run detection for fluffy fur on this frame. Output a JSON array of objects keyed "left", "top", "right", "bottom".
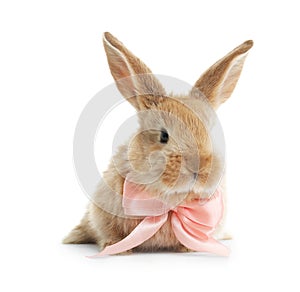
[{"left": 63, "top": 32, "right": 253, "bottom": 252}]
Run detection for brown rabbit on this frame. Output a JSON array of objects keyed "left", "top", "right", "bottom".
[{"left": 63, "top": 32, "right": 253, "bottom": 254}]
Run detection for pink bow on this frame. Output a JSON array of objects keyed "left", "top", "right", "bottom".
[{"left": 90, "top": 180, "right": 229, "bottom": 257}]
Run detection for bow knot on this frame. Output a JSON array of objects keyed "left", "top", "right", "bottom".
[{"left": 90, "top": 180, "right": 229, "bottom": 257}]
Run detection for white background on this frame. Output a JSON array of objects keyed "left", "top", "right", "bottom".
[{"left": 1, "top": 0, "right": 300, "bottom": 291}]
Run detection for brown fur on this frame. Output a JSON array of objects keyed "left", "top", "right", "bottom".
[{"left": 63, "top": 32, "right": 253, "bottom": 252}]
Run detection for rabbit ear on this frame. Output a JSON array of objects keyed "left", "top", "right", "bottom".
[
  {"left": 192, "top": 40, "right": 253, "bottom": 109},
  {"left": 103, "top": 32, "right": 166, "bottom": 110}
]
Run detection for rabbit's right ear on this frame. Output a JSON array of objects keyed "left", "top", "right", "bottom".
[
  {"left": 103, "top": 32, "right": 166, "bottom": 110},
  {"left": 191, "top": 40, "right": 253, "bottom": 109}
]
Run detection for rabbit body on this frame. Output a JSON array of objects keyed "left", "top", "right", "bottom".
[{"left": 64, "top": 32, "right": 253, "bottom": 253}]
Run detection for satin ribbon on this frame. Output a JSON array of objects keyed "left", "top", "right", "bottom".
[{"left": 89, "top": 180, "right": 229, "bottom": 257}]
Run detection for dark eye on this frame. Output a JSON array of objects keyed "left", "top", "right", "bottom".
[{"left": 160, "top": 129, "right": 169, "bottom": 144}]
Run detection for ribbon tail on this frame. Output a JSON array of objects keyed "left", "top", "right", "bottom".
[
  {"left": 88, "top": 214, "right": 168, "bottom": 258},
  {"left": 171, "top": 214, "right": 230, "bottom": 257}
]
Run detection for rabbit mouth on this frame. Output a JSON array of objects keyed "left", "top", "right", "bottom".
[
  {"left": 161, "top": 170, "right": 199, "bottom": 195},
  {"left": 161, "top": 168, "right": 218, "bottom": 199}
]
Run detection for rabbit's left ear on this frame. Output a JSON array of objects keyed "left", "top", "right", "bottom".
[
  {"left": 103, "top": 32, "right": 166, "bottom": 110},
  {"left": 192, "top": 40, "right": 253, "bottom": 109}
]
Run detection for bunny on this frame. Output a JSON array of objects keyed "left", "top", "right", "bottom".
[{"left": 63, "top": 32, "right": 253, "bottom": 254}]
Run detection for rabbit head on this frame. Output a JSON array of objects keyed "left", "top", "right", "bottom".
[{"left": 103, "top": 32, "right": 253, "bottom": 201}]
